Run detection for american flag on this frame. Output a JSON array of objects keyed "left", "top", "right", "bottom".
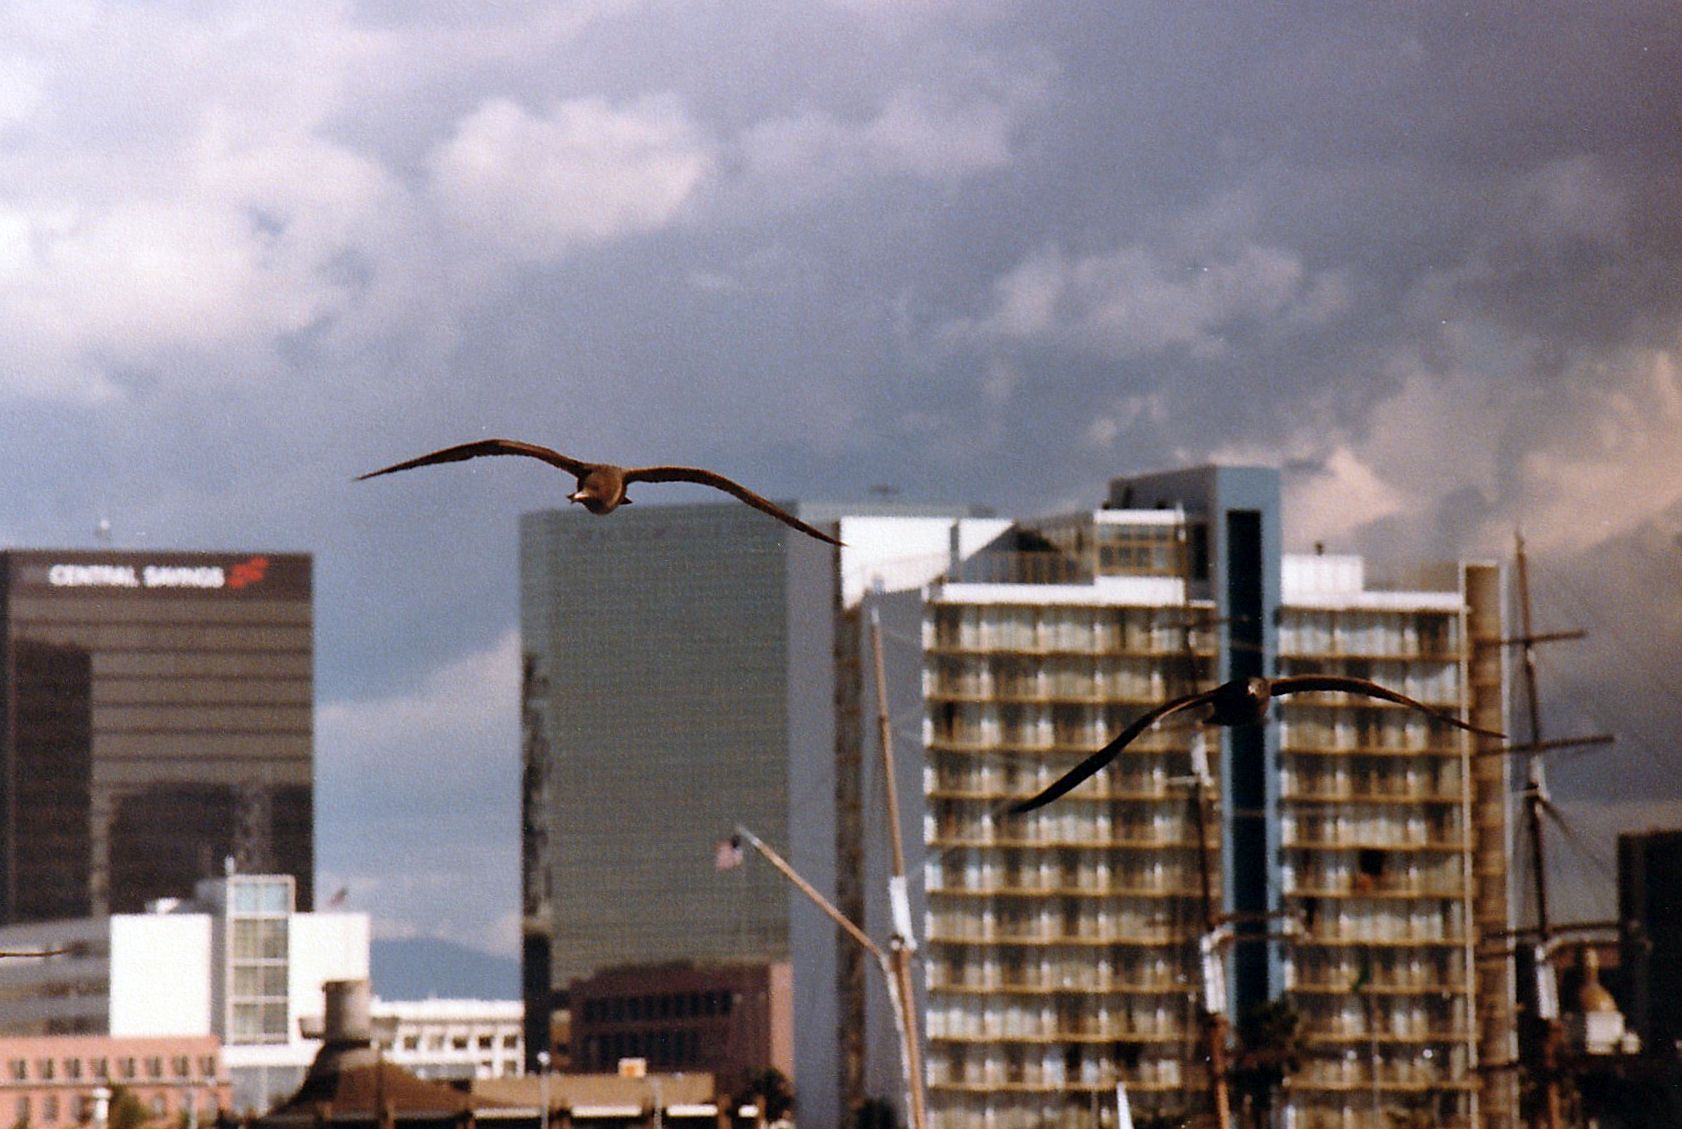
[{"left": 714, "top": 835, "right": 744, "bottom": 871}]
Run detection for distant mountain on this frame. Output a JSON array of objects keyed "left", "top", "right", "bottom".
[{"left": 371, "top": 937, "right": 521, "bottom": 1001}]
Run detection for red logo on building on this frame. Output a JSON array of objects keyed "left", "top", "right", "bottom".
[{"left": 227, "top": 556, "right": 270, "bottom": 589}]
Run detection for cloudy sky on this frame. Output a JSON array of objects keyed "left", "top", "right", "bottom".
[{"left": 2, "top": 1, "right": 1678, "bottom": 954}]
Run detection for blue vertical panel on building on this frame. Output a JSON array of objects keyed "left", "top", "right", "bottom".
[
  {"left": 1107, "top": 466, "right": 1282, "bottom": 1021},
  {"left": 1224, "top": 509, "right": 1269, "bottom": 1014}
]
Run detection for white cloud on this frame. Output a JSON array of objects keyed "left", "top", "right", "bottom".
[
  {"left": 1081, "top": 394, "right": 1166, "bottom": 451},
  {"left": 1511, "top": 155, "right": 1628, "bottom": 249},
  {"left": 1507, "top": 346, "right": 1682, "bottom": 552},
  {"left": 320, "top": 627, "right": 518, "bottom": 780},
  {"left": 1205, "top": 338, "right": 1682, "bottom": 562},
  {"left": 427, "top": 94, "right": 713, "bottom": 262},
  {"left": 952, "top": 241, "right": 1351, "bottom": 359},
  {"left": 736, "top": 82, "right": 1019, "bottom": 200},
  {"left": 1278, "top": 446, "right": 1410, "bottom": 549},
  {"left": 0, "top": 3, "right": 451, "bottom": 401},
  {"left": 317, "top": 630, "right": 520, "bottom": 955}
]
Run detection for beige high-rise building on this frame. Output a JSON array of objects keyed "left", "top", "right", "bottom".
[{"left": 854, "top": 467, "right": 1511, "bottom": 1129}]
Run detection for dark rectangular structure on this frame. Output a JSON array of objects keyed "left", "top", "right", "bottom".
[
  {"left": 1619, "top": 829, "right": 1682, "bottom": 1054},
  {"left": 0, "top": 549, "right": 313, "bottom": 922},
  {"left": 568, "top": 960, "right": 793, "bottom": 1093}
]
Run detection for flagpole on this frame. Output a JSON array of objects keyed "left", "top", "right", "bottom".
[
  {"left": 869, "top": 608, "right": 930, "bottom": 1129},
  {"left": 730, "top": 824, "right": 924, "bottom": 1129}
]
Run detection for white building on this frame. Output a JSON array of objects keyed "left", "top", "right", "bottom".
[
  {"left": 0, "top": 873, "right": 369, "bottom": 1114},
  {"left": 853, "top": 466, "right": 1512, "bottom": 1129},
  {"left": 374, "top": 998, "right": 525, "bottom": 1081}
]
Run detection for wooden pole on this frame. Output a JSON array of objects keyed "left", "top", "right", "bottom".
[
  {"left": 1512, "top": 532, "right": 1561, "bottom": 1129},
  {"left": 870, "top": 609, "right": 930, "bottom": 1129},
  {"left": 732, "top": 823, "right": 924, "bottom": 1129}
]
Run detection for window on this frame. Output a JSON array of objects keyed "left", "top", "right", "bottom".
[
  {"left": 230, "top": 878, "right": 292, "bottom": 914},
  {"left": 66, "top": 1058, "right": 82, "bottom": 1080},
  {"left": 36, "top": 1059, "right": 54, "bottom": 1081},
  {"left": 42, "top": 1096, "right": 59, "bottom": 1123},
  {"left": 120, "top": 1057, "right": 137, "bottom": 1079},
  {"left": 477, "top": 1034, "right": 493, "bottom": 1051},
  {"left": 402, "top": 1035, "right": 420, "bottom": 1052},
  {"left": 91, "top": 1057, "right": 109, "bottom": 1079},
  {"left": 15, "top": 1097, "right": 28, "bottom": 1124},
  {"left": 146, "top": 1056, "right": 163, "bottom": 1079},
  {"left": 173, "top": 1056, "right": 191, "bottom": 1078},
  {"left": 8, "top": 1060, "right": 25, "bottom": 1081}
]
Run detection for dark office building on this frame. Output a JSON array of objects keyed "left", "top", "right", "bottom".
[
  {"left": 1619, "top": 829, "right": 1682, "bottom": 1054},
  {"left": 0, "top": 549, "right": 313, "bottom": 923}
]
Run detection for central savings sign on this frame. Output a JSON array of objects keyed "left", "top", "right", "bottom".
[{"left": 46, "top": 556, "right": 270, "bottom": 591}]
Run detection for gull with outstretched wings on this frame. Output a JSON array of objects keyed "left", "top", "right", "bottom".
[
  {"left": 359, "top": 438, "right": 842, "bottom": 547},
  {"left": 1011, "top": 675, "right": 1505, "bottom": 814}
]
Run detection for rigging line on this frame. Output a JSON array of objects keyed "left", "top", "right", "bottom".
[
  {"left": 1530, "top": 639, "right": 1661, "bottom": 742},
  {"left": 1541, "top": 803, "right": 1620, "bottom": 887},
  {"left": 1527, "top": 648, "right": 1673, "bottom": 784},
  {"left": 1531, "top": 565, "right": 1681, "bottom": 714},
  {"left": 874, "top": 624, "right": 926, "bottom": 652}
]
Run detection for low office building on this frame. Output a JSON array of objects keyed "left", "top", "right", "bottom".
[
  {"left": 0, "top": 1033, "right": 228, "bottom": 1128},
  {"left": 474, "top": 1072, "right": 725, "bottom": 1127},
  {"left": 376, "top": 998, "right": 525, "bottom": 1081},
  {"left": 567, "top": 962, "right": 792, "bottom": 1095},
  {"left": 0, "top": 873, "right": 369, "bottom": 1113}
]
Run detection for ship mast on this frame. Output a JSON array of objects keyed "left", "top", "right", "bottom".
[{"left": 1505, "top": 530, "right": 1614, "bottom": 1129}]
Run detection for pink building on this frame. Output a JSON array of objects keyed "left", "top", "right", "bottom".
[
  {"left": 0, "top": 1034, "right": 229, "bottom": 1128},
  {"left": 568, "top": 962, "right": 793, "bottom": 1095}
]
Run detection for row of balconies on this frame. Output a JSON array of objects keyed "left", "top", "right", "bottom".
[
  {"left": 927, "top": 905, "right": 1201, "bottom": 943},
  {"left": 925, "top": 1001, "right": 1190, "bottom": 1041},
  {"left": 925, "top": 971, "right": 1191, "bottom": 995},
  {"left": 926, "top": 609, "right": 1213, "bottom": 658},
  {"left": 1280, "top": 770, "right": 1464, "bottom": 803},
  {"left": 1285, "top": 952, "right": 1463, "bottom": 994},
  {"left": 927, "top": 764, "right": 1179, "bottom": 801},
  {"left": 925, "top": 662, "right": 1174, "bottom": 700},
  {"left": 1276, "top": 607, "right": 1462, "bottom": 656},
  {"left": 1280, "top": 810, "right": 1465, "bottom": 850},
  {"left": 921, "top": 851, "right": 1211, "bottom": 895},
  {"left": 1290, "top": 1049, "right": 1474, "bottom": 1091},
  {"left": 926, "top": 923, "right": 1190, "bottom": 948},
  {"left": 926, "top": 1046, "right": 1190, "bottom": 1090},
  {"left": 928, "top": 1049, "right": 1190, "bottom": 1097},
  {"left": 930, "top": 884, "right": 1206, "bottom": 902},
  {"left": 930, "top": 806, "right": 1209, "bottom": 846}
]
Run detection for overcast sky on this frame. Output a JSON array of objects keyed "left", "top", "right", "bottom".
[{"left": 2, "top": 1, "right": 1678, "bottom": 954}]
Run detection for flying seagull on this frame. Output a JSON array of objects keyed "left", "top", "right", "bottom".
[
  {"left": 358, "top": 438, "right": 843, "bottom": 547},
  {"left": 1010, "top": 675, "right": 1506, "bottom": 814}
]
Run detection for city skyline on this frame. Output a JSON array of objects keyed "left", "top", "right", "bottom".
[{"left": 0, "top": 3, "right": 1677, "bottom": 958}]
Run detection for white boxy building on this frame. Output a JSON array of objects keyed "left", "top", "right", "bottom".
[{"left": 0, "top": 873, "right": 369, "bottom": 1114}]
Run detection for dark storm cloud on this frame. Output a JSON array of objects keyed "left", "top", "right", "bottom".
[{"left": 2, "top": 0, "right": 1677, "bottom": 946}]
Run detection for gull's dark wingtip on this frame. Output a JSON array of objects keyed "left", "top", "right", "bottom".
[{"left": 1008, "top": 794, "right": 1050, "bottom": 816}]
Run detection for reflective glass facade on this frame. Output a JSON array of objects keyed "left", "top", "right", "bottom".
[
  {"left": 0, "top": 550, "right": 314, "bottom": 923},
  {"left": 519, "top": 503, "right": 843, "bottom": 1121}
]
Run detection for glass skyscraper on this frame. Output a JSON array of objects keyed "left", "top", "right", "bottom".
[{"left": 0, "top": 549, "right": 314, "bottom": 924}]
